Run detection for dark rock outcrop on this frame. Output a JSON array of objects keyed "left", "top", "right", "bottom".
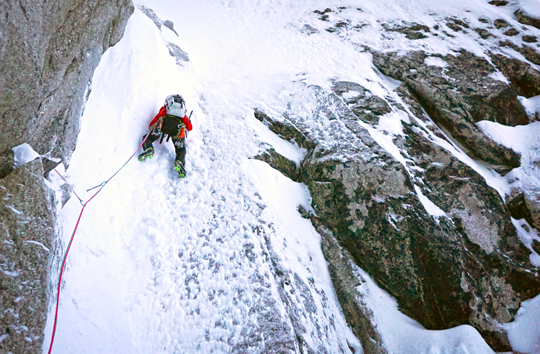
[
  {"left": 332, "top": 81, "right": 392, "bottom": 125},
  {"left": 498, "top": 40, "right": 540, "bottom": 66},
  {"left": 372, "top": 50, "right": 525, "bottom": 167},
  {"left": 507, "top": 192, "right": 536, "bottom": 228},
  {"left": 138, "top": 6, "right": 190, "bottom": 66},
  {"left": 508, "top": 190, "right": 540, "bottom": 232},
  {"left": 383, "top": 22, "right": 431, "bottom": 40},
  {"left": 0, "top": 1, "right": 133, "bottom": 353},
  {"left": 523, "top": 35, "right": 538, "bottom": 43},
  {"left": 314, "top": 218, "right": 387, "bottom": 354},
  {"left": 491, "top": 53, "right": 540, "bottom": 98},
  {"left": 515, "top": 9, "right": 540, "bottom": 30},
  {"left": 494, "top": 19, "right": 510, "bottom": 29}
]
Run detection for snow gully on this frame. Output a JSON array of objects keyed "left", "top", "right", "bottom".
[{"left": 47, "top": 130, "right": 152, "bottom": 354}]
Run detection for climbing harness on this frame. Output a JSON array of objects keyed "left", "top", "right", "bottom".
[
  {"left": 157, "top": 110, "right": 193, "bottom": 144},
  {"left": 47, "top": 129, "right": 152, "bottom": 354}
]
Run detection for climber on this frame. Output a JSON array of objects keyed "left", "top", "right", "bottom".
[{"left": 138, "top": 94, "right": 193, "bottom": 178}]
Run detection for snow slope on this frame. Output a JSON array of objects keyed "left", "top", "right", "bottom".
[
  {"left": 43, "top": 7, "right": 357, "bottom": 354},
  {"left": 43, "top": 0, "right": 540, "bottom": 353}
]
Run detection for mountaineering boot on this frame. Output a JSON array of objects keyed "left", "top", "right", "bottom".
[
  {"left": 174, "top": 160, "right": 186, "bottom": 178},
  {"left": 138, "top": 147, "right": 154, "bottom": 161}
]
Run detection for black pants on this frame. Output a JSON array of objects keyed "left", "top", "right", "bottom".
[{"left": 142, "top": 130, "right": 186, "bottom": 165}]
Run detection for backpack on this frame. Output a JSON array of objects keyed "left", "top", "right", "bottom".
[
  {"left": 165, "top": 94, "right": 186, "bottom": 118},
  {"left": 160, "top": 94, "right": 187, "bottom": 142}
]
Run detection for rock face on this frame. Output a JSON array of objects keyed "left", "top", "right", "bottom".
[
  {"left": 0, "top": 1, "right": 133, "bottom": 353},
  {"left": 256, "top": 5, "right": 540, "bottom": 348},
  {"left": 491, "top": 53, "right": 540, "bottom": 98},
  {"left": 138, "top": 6, "right": 190, "bottom": 66},
  {"left": 0, "top": 0, "right": 133, "bottom": 164},
  {"left": 0, "top": 160, "right": 56, "bottom": 354},
  {"left": 515, "top": 9, "right": 540, "bottom": 30},
  {"left": 254, "top": 76, "right": 540, "bottom": 351},
  {"left": 372, "top": 50, "right": 525, "bottom": 167}
]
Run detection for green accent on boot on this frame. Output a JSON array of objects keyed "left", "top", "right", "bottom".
[
  {"left": 138, "top": 148, "right": 154, "bottom": 161},
  {"left": 174, "top": 165, "right": 185, "bottom": 177},
  {"left": 174, "top": 161, "right": 186, "bottom": 178}
]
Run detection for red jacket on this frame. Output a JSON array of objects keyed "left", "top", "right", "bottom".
[{"left": 149, "top": 106, "right": 193, "bottom": 131}]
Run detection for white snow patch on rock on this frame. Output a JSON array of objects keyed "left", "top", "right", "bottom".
[
  {"left": 424, "top": 56, "right": 449, "bottom": 68},
  {"left": 519, "top": 0, "right": 540, "bottom": 18},
  {"left": 511, "top": 218, "right": 540, "bottom": 266},
  {"left": 503, "top": 292, "right": 540, "bottom": 354},
  {"left": 488, "top": 71, "right": 510, "bottom": 85},
  {"left": 518, "top": 95, "right": 540, "bottom": 118},
  {"left": 476, "top": 120, "right": 540, "bottom": 155},
  {"left": 414, "top": 185, "right": 446, "bottom": 219},
  {"left": 353, "top": 263, "right": 496, "bottom": 354},
  {"left": 12, "top": 143, "right": 40, "bottom": 168}
]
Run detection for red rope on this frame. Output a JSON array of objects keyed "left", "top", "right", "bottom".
[
  {"left": 47, "top": 130, "right": 151, "bottom": 353},
  {"left": 54, "top": 170, "right": 83, "bottom": 203}
]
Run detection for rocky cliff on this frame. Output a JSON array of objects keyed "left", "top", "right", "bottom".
[
  {"left": 0, "top": 0, "right": 133, "bottom": 352},
  {"left": 255, "top": 2, "right": 540, "bottom": 352}
]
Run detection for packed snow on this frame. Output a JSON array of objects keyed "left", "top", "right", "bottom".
[
  {"left": 42, "top": 0, "right": 540, "bottom": 353},
  {"left": 424, "top": 57, "right": 449, "bottom": 68},
  {"left": 476, "top": 121, "right": 540, "bottom": 156},
  {"left": 504, "top": 290, "right": 540, "bottom": 354},
  {"left": 519, "top": 95, "right": 540, "bottom": 118},
  {"left": 519, "top": 0, "right": 540, "bottom": 18},
  {"left": 352, "top": 265, "right": 496, "bottom": 354}
]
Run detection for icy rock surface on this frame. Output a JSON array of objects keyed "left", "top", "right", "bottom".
[
  {"left": 254, "top": 82, "right": 538, "bottom": 351},
  {"left": 0, "top": 160, "right": 55, "bottom": 354}
]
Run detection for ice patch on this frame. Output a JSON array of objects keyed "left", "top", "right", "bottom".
[
  {"left": 518, "top": 95, "right": 540, "bottom": 118},
  {"left": 476, "top": 121, "right": 540, "bottom": 155},
  {"left": 24, "top": 240, "right": 50, "bottom": 252},
  {"left": 12, "top": 143, "right": 40, "bottom": 168},
  {"left": 2, "top": 269, "right": 20, "bottom": 277},
  {"left": 6, "top": 205, "right": 22, "bottom": 215},
  {"left": 424, "top": 56, "right": 449, "bottom": 68},
  {"left": 488, "top": 71, "right": 510, "bottom": 85},
  {"left": 414, "top": 185, "right": 446, "bottom": 218}
]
